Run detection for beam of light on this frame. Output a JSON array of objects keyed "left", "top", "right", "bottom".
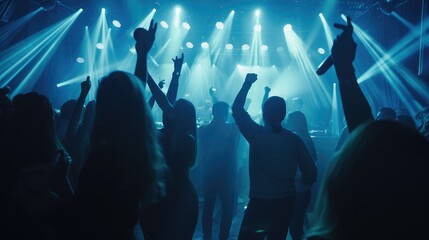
[
  {"left": 318, "top": 13, "right": 334, "bottom": 48},
  {"left": 391, "top": 12, "right": 415, "bottom": 30},
  {"left": 160, "top": 21, "right": 169, "bottom": 29},
  {"left": 201, "top": 42, "right": 209, "bottom": 49},
  {"left": 182, "top": 22, "right": 190, "bottom": 30},
  {"left": 283, "top": 27, "right": 331, "bottom": 108},
  {"left": 2, "top": 9, "right": 83, "bottom": 95},
  {"left": 0, "top": 7, "right": 43, "bottom": 49},
  {"left": 331, "top": 83, "right": 340, "bottom": 136},
  {"left": 112, "top": 20, "right": 121, "bottom": 28},
  {"left": 153, "top": 38, "right": 172, "bottom": 60},
  {"left": 174, "top": 7, "right": 181, "bottom": 28},
  {"left": 208, "top": 10, "right": 235, "bottom": 65},
  {"left": 131, "top": 8, "right": 156, "bottom": 36},
  {"left": 343, "top": 15, "right": 428, "bottom": 116},
  {"left": 357, "top": 15, "right": 429, "bottom": 82}
]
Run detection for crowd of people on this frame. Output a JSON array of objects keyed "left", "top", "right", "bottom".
[{"left": 1, "top": 16, "right": 428, "bottom": 240}]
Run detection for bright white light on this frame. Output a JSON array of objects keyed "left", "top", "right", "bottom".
[
  {"left": 96, "top": 43, "right": 104, "bottom": 49},
  {"left": 254, "top": 24, "right": 262, "bottom": 32},
  {"left": 182, "top": 22, "right": 191, "bottom": 30},
  {"left": 225, "top": 43, "right": 233, "bottom": 50},
  {"left": 130, "top": 47, "right": 136, "bottom": 54},
  {"left": 231, "top": 10, "right": 235, "bottom": 14},
  {"left": 101, "top": 8, "right": 105, "bottom": 13},
  {"left": 284, "top": 24, "right": 293, "bottom": 32},
  {"left": 261, "top": 45, "right": 268, "bottom": 51},
  {"left": 216, "top": 22, "right": 224, "bottom": 30},
  {"left": 318, "top": 47, "right": 326, "bottom": 54},
  {"left": 160, "top": 21, "right": 169, "bottom": 29},
  {"left": 186, "top": 42, "right": 194, "bottom": 48},
  {"left": 255, "top": 9, "right": 260, "bottom": 17},
  {"left": 76, "top": 57, "right": 85, "bottom": 63},
  {"left": 176, "top": 7, "right": 181, "bottom": 14},
  {"left": 319, "top": 13, "right": 323, "bottom": 18},
  {"left": 201, "top": 42, "right": 209, "bottom": 49},
  {"left": 153, "top": 8, "right": 157, "bottom": 13},
  {"left": 237, "top": 64, "right": 241, "bottom": 68},
  {"left": 112, "top": 20, "right": 121, "bottom": 28},
  {"left": 242, "top": 44, "right": 250, "bottom": 51}
]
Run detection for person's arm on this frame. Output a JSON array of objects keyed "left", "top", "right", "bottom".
[
  {"left": 147, "top": 73, "right": 173, "bottom": 114},
  {"left": 209, "top": 87, "right": 218, "bottom": 103},
  {"left": 134, "top": 20, "right": 157, "bottom": 87},
  {"left": 232, "top": 73, "right": 261, "bottom": 143},
  {"left": 296, "top": 138, "right": 317, "bottom": 184},
  {"left": 65, "top": 77, "right": 90, "bottom": 141},
  {"left": 149, "top": 80, "right": 165, "bottom": 109},
  {"left": 332, "top": 17, "right": 373, "bottom": 132},
  {"left": 261, "top": 86, "right": 270, "bottom": 111},
  {"left": 166, "top": 53, "right": 184, "bottom": 103}
]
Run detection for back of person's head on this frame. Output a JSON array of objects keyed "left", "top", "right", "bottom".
[
  {"left": 291, "top": 97, "right": 304, "bottom": 111},
  {"left": 307, "top": 121, "right": 429, "bottom": 240},
  {"left": 13, "top": 92, "right": 60, "bottom": 167},
  {"left": 212, "top": 101, "right": 229, "bottom": 122},
  {"left": 396, "top": 115, "right": 416, "bottom": 130},
  {"left": 172, "top": 99, "right": 196, "bottom": 138},
  {"left": 263, "top": 96, "right": 286, "bottom": 126},
  {"left": 286, "top": 111, "right": 309, "bottom": 136},
  {"left": 59, "top": 99, "right": 77, "bottom": 120},
  {"left": 92, "top": 71, "right": 165, "bottom": 199},
  {"left": 376, "top": 107, "right": 396, "bottom": 121}
]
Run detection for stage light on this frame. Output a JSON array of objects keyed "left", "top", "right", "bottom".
[
  {"left": 255, "top": 9, "right": 260, "bottom": 17},
  {"left": 318, "top": 47, "right": 326, "bottom": 54},
  {"left": 284, "top": 24, "right": 293, "bottom": 32},
  {"left": 76, "top": 57, "right": 85, "bottom": 63},
  {"left": 242, "top": 44, "right": 250, "bottom": 50},
  {"left": 176, "top": 7, "right": 181, "bottom": 14},
  {"left": 129, "top": 47, "right": 136, "bottom": 54},
  {"left": 261, "top": 45, "right": 268, "bottom": 51},
  {"left": 201, "top": 42, "right": 209, "bottom": 49},
  {"left": 216, "top": 22, "right": 224, "bottom": 30},
  {"left": 96, "top": 43, "right": 104, "bottom": 49},
  {"left": 231, "top": 10, "right": 235, "bottom": 14},
  {"left": 153, "top": 8, "right": 157, "bottom": 12},
  {"left": 160, "top": 21, "right": 169, "bottom": 29},
  {"left": 112, "top": 20, "right": 121, "bottom": 28},
  {"left": 225, "top": 43, "right": 233, "bottom": 50},
  {"left": 101, "top": 8, "right": 105, "bottom": 13},
  {"left": 319, "top": 13, "right": 323, "bottom": 17},
  {"left": 254, "top": 24, "right": 262, "bottom": 32},
  {"left": 182, "top": 22, "right": 191, "bottom": 30},
  {"left": 186, "top": 42, "right": 194, "bottom": 48}
]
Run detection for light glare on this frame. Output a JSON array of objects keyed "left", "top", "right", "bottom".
[
  {"left": 186, "top": 42, "right": 194, "bottom": 48},
  {"left": 225, "top": 43, "right": 233, "bottom": 50},
  {"left": 318, "top": 47, "right": 326, "bottom": 54},
  {"left": 242, "top": 44, "right": 250, "bottom": 51},
  {"left": 76, "top": 57, "right": 85, "bottom": 63},
  {"left": 261, "top": 45, "right": 268, "bottom": 51},
  {"left": 96, "top": 43, "right": 104, "bottom": 49},
  {"left": 160, "top": 21, "right": 169, "bottom": 29},
  {"left": 201, "top": 42, "right": 209, "bottom": 49},
  {"left": 216, "top": 22, "right": 224, "bottom": 30},
  {"left": 254, "top": 24, "right": 262, "bottom": 32},
  {"left": 182, "top": 22, "right": 191, "bottom": 30},
  {"left": 112, "top": 20, "right": 121, "bottom": 28},
  {"left": 284, "top": 24, "right": 293, "bottom": 32}
]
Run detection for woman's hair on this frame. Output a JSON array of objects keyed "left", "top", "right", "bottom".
[
  {"left": 286, "top": 111, "right": 310, "bottom": 137},
  {"left": 13, "top": 92, "right": 65, "bottom": 167},
  {"left": 306, "top": 121, "right": 429, "bottom": 239},
  {"left": 91, "top": 71, "right": 165, "bottom": 200},
  {"left": 172, "top": 99, "right": 197, "bottom": 167}
]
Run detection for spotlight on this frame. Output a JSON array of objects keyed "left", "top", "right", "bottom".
[
  {"left": 319, "top": 13, "right": 323, "bottom": 17},
  {"left": 242, "top": 44, "right": 250, "bottom": 51},
  {"left": 182, "top": 22, "right": 191, "bottom": 30},
  {"left": 284, "top": 24, "right": 293, "bottom": 32},
  {"left": 231, "top": 10, "right": 235, "bottom": 14},
  {"left": 101, "top": 8, "right": 106, "bottom": 13},
  {"left": 225, "top": 43, "right": 233, "bottom": 50},
  {"left": 255, "top": 9, "right": 260, "bottom": 17},
  {"left": 176, "top": 7, "right": 181, "bottom": 14},
  {"left": 112, "top": 20, "right": 121, "bottom": 28},
  {"left": 254, "top": 24, "right": 262, "bottom": 32},
  {"left": 201, "top": 42, "right": 209, "bottom": 49},
  {"left": 318, "top": 47, "right": 326, "bottom": 55},
  {"left": 96, "top": 43, "right": 104, "bottom": 49},
  {"left": 130, "top": 47, "right": 136, "bottom": 54},
  {"left": 186, "top": 42, "right": 194, "bottom": 48},
  {"left": 216, "top": 22, "right": 224, "bottom": 30},
  {"left": 153, "top": 8, "right": 157, "bottom": 13},
  {"left": 261, "top": 45, "right": 268, "bottom": 51},
  {"left": 160, "top": 21, "right": 169, "bottom": 29},
  {"left": 76, "top": 57, "right": 85, "bottom": 63}
]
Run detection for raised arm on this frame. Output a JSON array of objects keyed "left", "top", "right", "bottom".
[
  {"left": 331, "top": 17, "right": 373, "bottom": 132},
  {"left": 65, "top": 76, "right": 90, "bottom": 141},
  {"left": 134, "top": 20, "right": 157, "bottom": 87},
  {"left": 209, "top": 87, "right": 218, "bottom": 104},
  {"left": 166, "top": 53, "right": 184, "bottom": 103},
  {"left": 261, "top": 86, "right": 270, "bottom": 111},
  {"left": 148, "top": 80, "right": 165, "bottom": 109},
  {"left": 147, "top": 73, "right": 173, "bottom": 114},
  {"left": 232, "top": 73, "right": 261, "bottom": 143}
]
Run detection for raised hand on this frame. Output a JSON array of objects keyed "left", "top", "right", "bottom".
[
  {"left": 80, "top": 76, "right": 91, "bottom": 97},
  {"left": 245, "top": 73, "right": 258, "bottom": 84},
  {"left": 158, "top": 80, "right": 166, "bottom": 89},
  {"left": 264, "top": 86, "right": 271, "bottom": 94},
  {"left": 172, "top": 53, "right": 184, "bottom": 74},
  {"left": 134, "top": 19, "right": 158, "bottom": 55},
  {"left": 331, "top": 16, "right": 356, "bottom": 67},
  {"left": 209, "top": 87, "right": 216, "bottom": 96}
]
